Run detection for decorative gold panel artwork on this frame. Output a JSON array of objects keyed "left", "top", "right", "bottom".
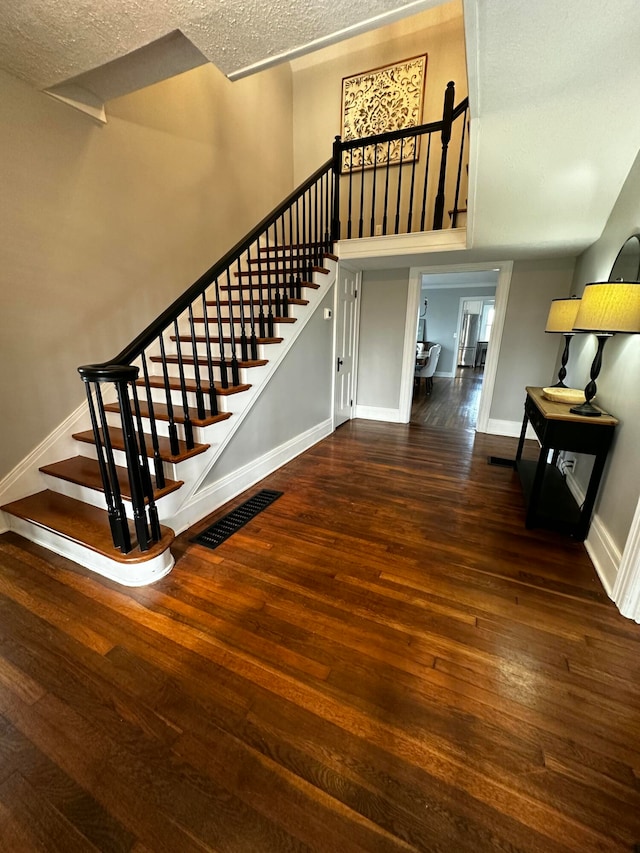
[{"left": 340, "top": 54, "right": 427, "bottom": 172}]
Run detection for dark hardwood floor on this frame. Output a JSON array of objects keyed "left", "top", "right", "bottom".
[
  {"left": 412, "top": 366, "right": 483, "bottom": 430},
  {"left": 1, "top": 412, "right": 640, "bottom": 851}
]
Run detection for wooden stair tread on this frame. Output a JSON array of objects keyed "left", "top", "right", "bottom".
[
  {"left": 149, "top": 355, "right": 268, "bottom": 368},
  {"left": 239, "top": 266, "right": 329, "bottom": 276},
  {"left": 73, "top": 427, "right": 209, "bottom": 464},
  {"left": 2, "top": 490, "right": 174, "bottom": 564},
  {"left": 39, "top": 457, "right": 183, "bottom": 501},
  {"left": 104, "top": 400, "right": 232, "bottom": 428},
  {"left": 259, "top": 242, "right": 331, "bottom": 252},
  {"left": 171, "top": 335, "right": 283, "bottom": 345},
  {"left": 208, "top": 296, "right": 311, "bottom": 306},
  {"left": 193, "top": 315, "right": 296, "bottom": 325},
  {"left": 138, "top": 377, "right": 250, "bottom": 396}
]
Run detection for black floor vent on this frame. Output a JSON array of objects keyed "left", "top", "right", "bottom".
[
  {"left": 488, "top": 456, "right": 516, "bottom": 468},
  {"left": 192, "top": 489, "right": 283, "bottom": 550}
]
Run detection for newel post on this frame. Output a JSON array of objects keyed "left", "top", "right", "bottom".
[
  {"left": 331, "top": 135, "right": 342, "bottom": 245},
  {"left": 433, "top": 81, "right": 455, "bottom": 230}
]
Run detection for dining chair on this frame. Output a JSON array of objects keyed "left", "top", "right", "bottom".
[{"left": 415, "top": 343, "right": 441, "bottom": 394}]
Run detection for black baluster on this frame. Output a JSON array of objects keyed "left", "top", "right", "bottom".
[
  {"left": 246, "top": 243, "right": 259, "bottom": 359},
  {"left": 214, "top": 276, "right": 228, "bottom": 389},
  {"left": 288, "top": 204, "right": 295, "bottom": 299},
  {"left": 358, "top": 147, "right": 365, "bottom": 238},
  {"left": 279, "top": 214, "right": 289, "bottom": 319},
  {"left": 331, "top": 134, "right": 341, "bottom": 243},
  {"left": 452, "top": 106, "right": 468, "bottom": 228},
  {"left": 371, "top": 144, "right": 378, "bottom": 237},
  {"left": 84, "top": 380, "right": 130, "bottom": 552},
  {"left": 407, "top": 132, "right": 418, "bottom": 234},
  {"left": 237, "top": 258, "right": 249, "bottom": 362},
  {"left": 347, "top": 149, "right": 353, "bottom": 239},
  {"left": 395, "top": 137, "right": 405, "bottom": 235},
  {"left": 295, "top": 198, "right": 302, "bottom": 298},
  {"left": 130, "top": 379, "right": 161, "bottom": 542},
  {"left": 201, "top": 293, "right": 218, "bottom": 415},
  {"left": 314, "top": 179, "right": 319, "bottom": 262},
  {"left": 420, "top": 134, "right": 432, "bottom": 232},
  {"left": 141, "top": 352, "right": 165, "bottom": 488},
  {"left": 116, "top": 376, "right": 150, "bottom": 550},
  {"left": 433, "top": 81, "right": 455, "bottom": 230},
  {"left": 273, "top": 217, "right": 281, "bottom": 318},
  {"left": 173, "top": 319, "right": 194, "bottom": 450},
  {"left": 256, "top": 242, "right": 266, "bottom": 339},
  {"left": 305, "top": 190, "right": 313, "bottom": 281},
  {"left": 226, "top": 268, "right": 240, "bottom": 386},
  {"left": 188, "top": 304, "right": 205, "bottom": 420},
  {"left": 264, "top": 226, "right": 275, "bottom": 337},
  {"left": 382, "top": 140, "right": 391, "bottom": 235},
  {"left": 159, "top": 331, "right": 180, "bottom": 457}
]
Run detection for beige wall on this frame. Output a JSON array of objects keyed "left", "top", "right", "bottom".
[
  {"left": 291, "top": 1, "right": 467, "bottom": 183},
  {"left": 567, "top": 150, "right": 640, "bottom": 556},
  {"left": 0, "top": 62, "right": 293, "bottom": 481},
  {"left": 357, "top": 269, "right": 410, "bottom": 410}
]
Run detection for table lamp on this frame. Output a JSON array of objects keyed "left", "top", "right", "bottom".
[
  {"left": 570, "top": 281, "right": 640, "bottom": 417},
  {"left": 544, "top": 296, "right": 581, "bottom": 387}
]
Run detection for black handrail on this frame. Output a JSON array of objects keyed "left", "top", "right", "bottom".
[{"left": 338, "top": 98, "right": 468, "bottom": 152}]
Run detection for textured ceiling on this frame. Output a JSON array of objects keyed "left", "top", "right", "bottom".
[{"left": 0, "top": 0, "right": 439, "bottom": 91}]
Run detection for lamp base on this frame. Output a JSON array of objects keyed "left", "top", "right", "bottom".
[
  {"left": 569, "top": 401, "right": 601, "bottom": 417},
  {"left": 551, "top": 380, "right": 568, "bottom": 388}
]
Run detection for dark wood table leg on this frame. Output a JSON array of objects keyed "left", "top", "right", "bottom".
[
  {"left": 526, "top": 444, "right": 548, "bottom": 529},
  {"left": 516, "top": 409, "right": 528, "bottom": 461}
]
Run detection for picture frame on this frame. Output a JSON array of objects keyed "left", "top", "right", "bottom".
[{"left": 340, "top": 54, "right": 428, "bottom": 172}]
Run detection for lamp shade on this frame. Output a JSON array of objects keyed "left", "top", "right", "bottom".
[
  {"left": 573, "top": 282, "right": 640, "bottom": 333},
  {"left": 545, "top": 296, "right": 581, "bottom": 333}
]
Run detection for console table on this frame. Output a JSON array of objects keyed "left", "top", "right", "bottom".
[{"left": 515, "top": 386, "right": 618, "bottom": 540}]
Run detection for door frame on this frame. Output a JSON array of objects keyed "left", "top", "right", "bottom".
[
  {"left": 332, "top": 261, "right": 362, "bottom": 429},
  {"left": 402, "top": 261, "right": 513, "bottom": 429}
]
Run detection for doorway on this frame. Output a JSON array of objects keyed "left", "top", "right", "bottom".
[{"left": 402, "top": 262, "right": 513, "bottom": 431}]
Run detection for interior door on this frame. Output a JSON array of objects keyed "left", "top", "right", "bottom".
[{"left": 334, "top": 266, "right": 359, "bottom": 427}]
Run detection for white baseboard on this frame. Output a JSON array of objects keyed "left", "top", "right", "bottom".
[
  {"left": 0, "top": 388, "right": 116, "bottom": 511},
  {"left": 565, "top": 471, "right": 620, "bottom": 598},
  {"left": 171, "top": 417, "right": 334, "bottom": 534},
  {"left": 485, "top": 418, "right": 537, "bottom": 440},
  {"left": 355, "top": 405, "right": 403, "bottom": 423}
]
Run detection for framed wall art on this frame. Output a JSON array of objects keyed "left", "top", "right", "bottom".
[{"left": 340, "top": 54, "right": 428, "bottom": 172}]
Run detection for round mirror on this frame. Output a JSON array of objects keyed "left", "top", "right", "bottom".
[{"left": 608, "top": 234, "right": 640, "bottom": 282}]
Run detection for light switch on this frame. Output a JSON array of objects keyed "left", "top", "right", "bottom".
[{"left": 324, "top": 308, "right": 333, "bottom": 319}]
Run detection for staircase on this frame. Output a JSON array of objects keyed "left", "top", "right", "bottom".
[
  {"left": 1, "top": 83, "right": 468, "bottom": 586},
  {"left": 2, "top": 241, "right": 337, "bottom": 585}
]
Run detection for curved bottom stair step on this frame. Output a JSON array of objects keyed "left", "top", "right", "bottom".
[{"left": 1, "top": 490, "right": 175, "bottom": 564}]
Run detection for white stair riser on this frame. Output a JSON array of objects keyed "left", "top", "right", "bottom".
[
  {"left": 135, "top": 386, "right": 241, "bottom": 414},
  {"left": 147, "top": 362, "right": 268, "bottom": 384},
  {"left": 39, "top": 473, "right": 186, "bottom": 524},
  {"left": 170, "top": 341, "right": 271, "bottom": 360},
  {"left": 102, "top": 407, "right": 242, "bottom": 443}
]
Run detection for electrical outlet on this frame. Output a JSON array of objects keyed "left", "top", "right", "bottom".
[{"left": 375, "top": 225, "right": 383, "bottom": 236}]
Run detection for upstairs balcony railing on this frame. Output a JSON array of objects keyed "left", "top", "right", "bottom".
[
  {"left": 78, "top": 82, "right": 468, "bottom": 555},
  {"left": 333, "top": 81, "right": 469, "bottom": 239}
]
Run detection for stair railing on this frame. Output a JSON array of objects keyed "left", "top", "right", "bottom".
[
  {"left": 78, "top": 162, "right": 334, "bottom": 554},
  {"left": 331, "top": 81, "right": 469, "bottom": 240},
  {"left": 77, "top": 80, "right": 468, "bottom": 556}
]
